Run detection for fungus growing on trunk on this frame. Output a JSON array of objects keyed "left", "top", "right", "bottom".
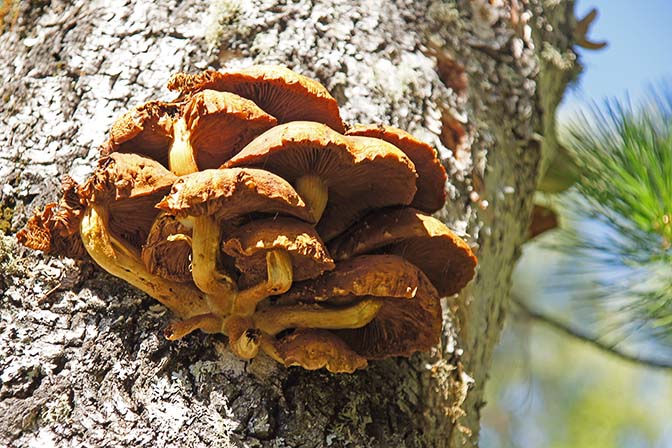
[
  {"left": 18, "top": 64, "right": 479, "bottom": 372},
  {"left": 17, "top": 176, "right": 87, "bottom": 260},
  {"left": 224, "top": 121, "right": 418, "bottom": 240},
  {"left": 222, "top": 217, "right": 335, "bottom": 315},
  {"left": 101, "top": 101, "right": 177, "bottom": 167},
  {"left": 267, "top": 329, "right": 368, "bottom": 373},
  {"left": 156, "top": 167, "right": 315, "bottom": 340},
  {"left": 329, "top": 208, "right": 477, "bottom": 297},
  {"left": 142, "top": 213, "right": 194, "bottom": 283},
  {"left": 334, "top": 268, "right": 442, "bottom": 359},
  {"left": 345, "top": 124, "right": 448, "bottom": 212},
  {"left": 274, "top": 255, "right": 442, "bottom": 361},
  {"left": 169, "top": 90, "right": 278, "bottom": 175},
  {"left": 167, "top": 65, "right": 344, "bottom": 133}
]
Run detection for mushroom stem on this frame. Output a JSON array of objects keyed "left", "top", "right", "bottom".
[
  {"left": 226, "top": 316, "right": 261, "bottom": 359},
  {"left": 253, "top": 299, "right": 383, "bottom": 335},
  {"left": 191, "top": 215, "right": 237, "bottom": 316},
  {"left": 169, "top": 118, "right": 199, "bottom": 175},
  {"left": 164, "top": 313, "right": 224, "bottom": 340},
  {"left": 295, "top": 174, "right": 328, "bottom": 222},
  {"left": 233, "top": 250, "right": 293, "bottom": 316},
  {"left": 80, "top": 205, "right": 210, "bottom": 318}
]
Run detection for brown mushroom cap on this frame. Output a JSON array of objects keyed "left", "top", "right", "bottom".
[
  {"left": 328, "top": 208, "right": 477, "bottom": 297},
  {"left": 167, "top": 65, "right": 344, "bottom": 133},
  {"left": 222, "top": 217, "right": 335, "bottom": 287},
  {"left": 275, "top": 254, "right": 421, "bottom": 306},
  {"left": 345, "top": 124, "right": 447, "bottom": 212},
  {"left": 180, "top": 90, "right": 278, "bottom": 170},
  {"left": 101, "top": 101, "right": 177, "bottom": 167},
  {"left": 156, "top": 168, "right": 314, "bottom": 224},
  {"left": 141, "top": 213, "right": 193, "bottom": 283},
  {"left": 272, "top": 329, "right": 367, "bottom": 373},
  {"left": 17, "top": 176, "right": 86, "bottom": 259},
  {"left": 224, "top": 121, "right": 417, "bottom": 240},
  {"left": 334, "top": 268, "right": 442, "bottom": 360},
  {"left": 79, "top": 153, "right": 178, "bottom": 251}
]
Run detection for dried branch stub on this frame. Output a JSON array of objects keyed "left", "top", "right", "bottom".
[{"left": 18, "top": 65, "right": 478, "bottom": 373}]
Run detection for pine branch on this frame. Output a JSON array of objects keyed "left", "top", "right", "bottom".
[{"left": 512, "top": 297, "right": 672, "bottom": 371}]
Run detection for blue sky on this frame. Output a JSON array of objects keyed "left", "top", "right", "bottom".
[{"left": 558, "top": 0, "right": 672, "bottom": 120}]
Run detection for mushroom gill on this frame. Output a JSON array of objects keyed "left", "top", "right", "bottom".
[{"left": 345, "top": 124, "right": 448, "bottom": 212}]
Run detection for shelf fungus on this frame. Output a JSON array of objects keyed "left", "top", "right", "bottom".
[
  {"left": 18, "top": 64, "right": 478, "bottom": 373},
  {"left": 224, "top": 121, "right": 418, "bottom": 240}
]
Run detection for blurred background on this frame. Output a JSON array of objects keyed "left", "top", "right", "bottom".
[{"left": 481, "top": 1, "right": 672, "bottom": 447}]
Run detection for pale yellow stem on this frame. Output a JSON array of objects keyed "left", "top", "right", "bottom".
[
  {"left": 80, "top": 205, "right": 209, "bottom": 318},
  {"left": 164, "top": 313, "right": 224, "bottom": 340},
  {"left": 233, "top": 250, "right": 293, "bottom": 316},
  {"left": 191, "top": 216, "right": 237, "bottom": 316},
  {"left": 225, "top": 316, "right": 260, "bottom": 359},
  {"left": 168, "top": 117, "right": 199, "bottom": 175},
  {"left": 253, "top": 299, "right": 383, "bottom": 336},
  {"left": 295, "top": 174, "right": 328, "bottom": 222}
]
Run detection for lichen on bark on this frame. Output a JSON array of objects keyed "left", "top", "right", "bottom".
[{"left": 1, "top": 0, "right": 579, "bottom": 446}]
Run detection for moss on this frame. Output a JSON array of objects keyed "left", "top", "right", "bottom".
[
  {"left": 205, "top": 0, "right": 243, "bottom": 52},
  {"left": 0, "top": 234, "right": 24, "bottom": 291},
  {"left": 0, "top": 203, "right": 14, "bottom": 234}
]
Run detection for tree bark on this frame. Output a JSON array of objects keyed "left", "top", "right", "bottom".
[{"left": 0, "top": 0, "right": 579, "bottom": 446}]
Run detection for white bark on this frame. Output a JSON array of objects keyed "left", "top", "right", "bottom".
[{"left": 0, "top": 0, "right": 579, "bottom": 446}]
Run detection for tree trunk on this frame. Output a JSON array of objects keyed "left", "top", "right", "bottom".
[{"left": 0, "top": 1, "right": 579, "bottom": 446}]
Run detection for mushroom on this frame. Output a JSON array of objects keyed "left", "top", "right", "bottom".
[
  {"left": 265, "top": 329, "right": 368, "bottom": 373},
  {"left": 328, "top": 208, "right": 477, "bottom": 297},
  {"left": 17, "top": 176, "right": 87, "bottom": 260},
  {"left": 273, "top": 254, "right": 442, "bottom": 360},
  {"left": 155, "top": 167, "right": 315, "bottom": 335},
  {"left": 274, "top": 254, "right": 422, "bottom": 306},
  {"left": 269, "top": 255, "right": 425, "bottom": 336},
  {"left": 100, "top": 101, "right": 177, "bottom": 167},
  {"left": 167, "top": 65, "right": 344, "bottom": 133},
  {"left": 334, "top": 267, "right": 442, "bottom": 359},
  {"left": 169, "top": 90, "right": 278, "bottom": 176},
  {"left": 34, "top": 154, "right": 210, "bottom": 319},
  {"left": 345, "top": 124, "right": 447, "bottom": 212},
  {"left": 141, "top": 212, "right": 193, "bottom": 283},
  {"left": 224, "top": 121, "right": 418, "bottom": 240},
  {"left": 167, "top": 255, "right": 401, "bottom": 359},
  {"left": 221, "top": 217, "right": 335, "bottom": 316}
]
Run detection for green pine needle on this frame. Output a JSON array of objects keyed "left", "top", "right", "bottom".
[{"left": 552, "top": 91, "right": 672, "bottom": 347}]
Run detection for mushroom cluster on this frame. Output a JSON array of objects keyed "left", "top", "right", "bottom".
[{"left": 18, "top": 65, "right": 477, "bottom": 373}]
